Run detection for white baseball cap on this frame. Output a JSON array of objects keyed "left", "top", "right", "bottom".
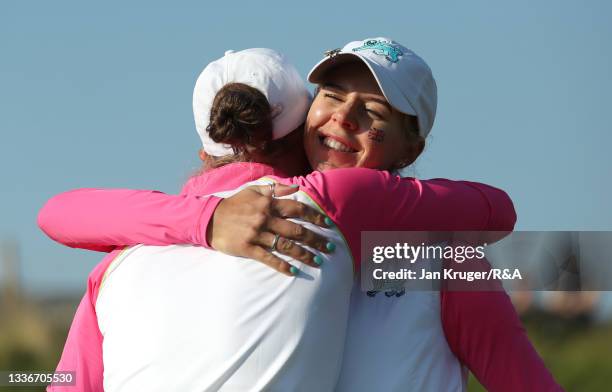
[
  {"left": 308, "top": 37, "right": 437, "bottom": 138},
  {"left": 193, "top": 48, "right": 311, "bottom": 157}
]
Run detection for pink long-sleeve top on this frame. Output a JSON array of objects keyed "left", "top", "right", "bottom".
[{"left": 40, "top": 162, "right": 562, "bottom": 392}]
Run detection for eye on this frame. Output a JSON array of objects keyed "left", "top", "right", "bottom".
[
  {"left": 366, "top": 108, "right": 383, "bottom": 119},
  {"left": 324, "top": 93, "right": 343, "bottom": 102}
]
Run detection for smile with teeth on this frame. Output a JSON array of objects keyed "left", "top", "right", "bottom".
[{"left": 319, "top": 135, "right": 357, "bottom": 153}]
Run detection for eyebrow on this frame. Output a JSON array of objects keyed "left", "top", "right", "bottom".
[
  {"left": 321, "top": 82, "right": 346, "bottom": 92},
  {"left": 321, "top": 83, "right": 392, "bottom": 111}
]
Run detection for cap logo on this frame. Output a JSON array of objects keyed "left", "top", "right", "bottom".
[{"left": 352, "top": 39, "right": 403, "bottom": 63}]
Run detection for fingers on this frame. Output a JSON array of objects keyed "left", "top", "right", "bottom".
[
  {"left": 249, "top": 245, "right": 298, "bottom": 277},
  {"left": 259, "top": 231, "right": 324, "bottom": 269},
  {"left": 266, "top": 217, "right": 331, "bottom": 254},
  {"left": 271, "top": 184, "right": 300, "bottom": 198},
  {"left": 272, "top": 199, "right": 332, "bottom": 228},
  {"left": 248, "top": 183, "right": 333, "bottom": 228},
  {"left": 222, "top": 183, "right": 335, "bottom": 275}
]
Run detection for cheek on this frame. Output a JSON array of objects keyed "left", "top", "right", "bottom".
[
  {"left": 304, "top": 102, "right": 331, "bottom": 149},
  {"left": 382, "top": 131, "right": 411, "bottom": 167},
  {"left": 307, "top": 95, "right": 336, "bottom": 126},
  {"left": 307, "top": 105, "right": 329, "bottom": 128},
  {"left": 360, "top": 127, "right": 405, "bottom": 168}
]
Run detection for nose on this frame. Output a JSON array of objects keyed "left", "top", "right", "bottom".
[{"left": 331, "top": 101, "right": 359, "bottom": 132}]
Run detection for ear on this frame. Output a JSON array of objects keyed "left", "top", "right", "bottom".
[{"left": 198, "top": 149, "right": 208, "bottom": 162}]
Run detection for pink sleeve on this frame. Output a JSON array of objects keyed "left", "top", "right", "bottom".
[
  {"left": 278, "top": 169, "right": 561, "bottom": 390},
  {"left": 46, "top": 251, "right": 116, "bottom": 392},
  {"left": 38, "top": 189, "right": 222, "bottom": 251},
  {"left": 441, "top": 261, "right": 563, "bottom": 391},
  {"left": 275, "top": 168, "right": 516, "bottom": 268}
]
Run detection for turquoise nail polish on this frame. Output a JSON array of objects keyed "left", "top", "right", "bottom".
[
  {"left": 326, "top": 242, "right": 336, "bottom": 252},
  {"left": 324, "top": 217, "right": 334, "bottom": 226},
  {"left": 290, "top": 266, "right": 299, "bottom": 275},
  {"left": 289, "top": 184, "right": 299, "bottom": 188},
  {"left": 314, "top": 255, "right": 324, "bottom": 266}
]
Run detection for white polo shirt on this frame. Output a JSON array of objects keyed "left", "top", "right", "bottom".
[
  {"left": 335, "top": 287, "right": 467, "bottom": 392},
  {"left": 96, "top": 179, "right": 354, "bottom": 392}
]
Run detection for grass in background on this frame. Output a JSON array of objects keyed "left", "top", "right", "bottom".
[
  {"left": 1, "top": 295, "right": 611, "bottom": 391},
  {"left": 468, "top": 314, "right": 612, "bottom": 391}
]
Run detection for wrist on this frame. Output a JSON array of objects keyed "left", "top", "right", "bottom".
[{"left": 196, "top": 196, "right": 223, "bottom": 249}]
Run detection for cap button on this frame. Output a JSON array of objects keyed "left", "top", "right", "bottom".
[
  {"left": 324, "top": 48, "right": 341, "bottom": 58},
  {"left": 224, "top": 50, "right": 235, "bottom": 56}
]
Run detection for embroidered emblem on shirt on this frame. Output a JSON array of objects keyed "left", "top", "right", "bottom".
[
  {"left": 366, "top": 288, "right": 405, "bottom": 298},
  {"left": 368, "top": 277, "right": 407, "bottom": 298}
]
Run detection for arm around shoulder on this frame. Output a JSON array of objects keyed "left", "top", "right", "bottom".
[{"left": 37, "top": 188, "right": 221, "bottom": 251}]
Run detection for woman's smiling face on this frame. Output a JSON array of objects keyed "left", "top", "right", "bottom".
[{"left": 304, "top": 61, "right": 419, "bottom": 172}]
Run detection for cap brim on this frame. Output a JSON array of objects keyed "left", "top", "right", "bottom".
[
  {"left": 307, "top": 53, "right": 418, "bottom": 117},
  {"left": 308, "top": 53, "right": 363, "bottom": 84}
]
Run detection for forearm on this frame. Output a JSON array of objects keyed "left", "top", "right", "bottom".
[
  {"left": 38, "top": 188, "right": 221, "bottom": 251},
  {"left": 286, "top": 169, "right": 516, "bottom": 267},
  {"left": 383, "top": 178, "right": 517, "bottom": 232},
  {"left": 293, "top": 169, "right": 516, "bottom": 232}
]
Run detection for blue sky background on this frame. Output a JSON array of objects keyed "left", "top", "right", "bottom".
[{"left": 1, "top": 0, "right": 611, "bottom": 294}]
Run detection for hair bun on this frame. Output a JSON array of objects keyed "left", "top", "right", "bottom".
[{"left": 206, "top": 83, "right": 273, "bottom": 153}]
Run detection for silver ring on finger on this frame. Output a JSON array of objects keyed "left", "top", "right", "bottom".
[
  {"left": 269, "top": 183, "right": 276, "bottom": 198},
  {"left": 270, "top": 233, "right": 281, "bottom": 252}
]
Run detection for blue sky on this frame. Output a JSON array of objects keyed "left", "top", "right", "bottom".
[{"left": 1, "top": 0, "right": 611, "bottom": 293}]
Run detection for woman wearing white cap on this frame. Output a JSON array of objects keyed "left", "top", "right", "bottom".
[{"left": 40, "top": 41, "right": 560, "bottom": 391}]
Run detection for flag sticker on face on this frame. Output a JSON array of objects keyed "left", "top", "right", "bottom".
[
  {"left": 352, "top": 39, "right": 403, "bottom": 63},
  {"left": 368, "top": 128, "right": 385, "bottom": 143}
]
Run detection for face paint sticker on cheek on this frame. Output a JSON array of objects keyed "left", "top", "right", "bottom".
[{"left": 368, "top": 128, "right": 385, "bottom": 143}]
